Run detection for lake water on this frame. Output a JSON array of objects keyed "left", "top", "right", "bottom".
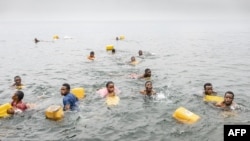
[{"left": 0, "top": 20, "right": 250, "bottom": 141}]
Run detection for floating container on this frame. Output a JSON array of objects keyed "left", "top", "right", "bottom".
[
  {"left": 106, "top": 96, "right": 120, "bottom": 106},
  {"left": 53, "top": 35, "right": 59, "bottom": 40},
  {"left": 106, "top": 45, "right": 114, "bottom": 51},
  {"left": 16, "top": 85, "right": 25, "bottom": 90},
  {"left": 71, "top": 87, "right": 85, "bottom": 100},
  {"left": 119, "top": 35, "right": 125, "bottom": 40},
  {"left": 172, "top": 107, "right": 200, "bottom": 124},
  {"left": 130, "top": 61, "right": 139, "bottom": 65},
  {"left": 203, "top": 95, "right": 224, "bottom": 103},
  {"left": 45, "top": 105, "right": 64, "bottom": 120},
  {"left": 0, "top": 103, "right": 12, "bottom": 118}
]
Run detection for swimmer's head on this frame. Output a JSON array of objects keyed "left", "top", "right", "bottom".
[
  {"left": 14, "top": 76, "right": 22, "bottom": 85},
  {"left": 145, "top": 81, "right": 153, "bottom": 88},
  {"left": 224, "top": 91, "right": 234, "bottom": 106},
  {"left": 145, "top": 81, "right": 153, "bottom": 90},
  {"left": 106, "top": 81, "right": 115, "bottom": 93},
  {"left": 61, "top": 83, "right": 70, "bottom": 96},
  {"left": 13, "top": 91, "right": 24, "bottom": 101},
  {"left": 112, "top": 49, "right": 116, "bottom": 54},
  {"left": 138, "top": 50, "right": 143, "bottom": 56},
  {"left": 131, "top": 56, "right": 136, "bottom": 62},
  {"left": 144, "top": 68, "right": 151, "bottom": 77},
  {"left": 90, "top": 51, "right": 95, "bottom": 57},
  {"left": 204, "top": 82, "right": 213, "bottom": 95}
]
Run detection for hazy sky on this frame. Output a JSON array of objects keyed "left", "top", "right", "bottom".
[{"left": 1, "top": 0, "right": 250, "bottom": 21}]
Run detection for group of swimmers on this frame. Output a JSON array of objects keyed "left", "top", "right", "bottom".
[
  {"left": 6, "top": 41, "right": 238, "bottom": 116},
  {"left": 85, "top": 49, "right": 237, "bottom": 110},
  {"left": 7, "top": 69, "right": 238, "bottom": 117},
  {"left": 6, "top": 55, "right": 154, "bottom": 115},
  {"left": 203, "top": 83, "right": 238, "bottom": 111},
  {"left": 87, "top": 49, "right": 144, "bottom": 66}
]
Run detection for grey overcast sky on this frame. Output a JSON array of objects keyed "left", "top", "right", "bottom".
[{"left": 1, "top": 0, "right": 250, "bottom": 21}]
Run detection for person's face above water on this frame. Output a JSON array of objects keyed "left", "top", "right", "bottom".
[
  {"left": 14, "top": 77, "right": 22, "bottom": 85},
  {"left": 131, "top": 56, "right": 136, "bottom": 62},
  {"left": 60, "top": 86, "right": 69, "bottom": 96},
  {"left": 107, "top": 83, "right": 115, "bottom": 93},
  {"left": 145, "top": 82, "right": 153, "bottom": 92},
  {"left": 224, "top": 93, "right": 234, "bottom": 106},
  {"left": 12, "top": 93, "right": 19, "bottom": 101},
  {"left": 145, "top": 70, "right": 151, "bottom": 77},
  {"left": 90, "top": 53, "right": 95, "bottom": 57},
  {"left": 205, "top": 86, "right": 213, "bottom": 95}
]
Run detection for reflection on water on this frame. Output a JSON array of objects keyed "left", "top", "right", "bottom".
[{"left": 0, "top": 20, "right": 250, "bottom": 140}]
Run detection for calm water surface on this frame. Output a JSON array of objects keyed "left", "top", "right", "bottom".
[{"left": 0, "top": 20, "right": 250, "bottom": 141}]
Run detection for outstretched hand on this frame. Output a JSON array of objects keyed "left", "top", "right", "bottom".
[{"left": 26, "top": 103, "right": 36, "bottom": 109}]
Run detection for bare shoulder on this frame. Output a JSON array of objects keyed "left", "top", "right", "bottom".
[
  {"left": 140, "top": 90, "right": 146, "bottom": 95},
  {"left": 215, "top": 101, "right": 224, "bottom": 107}
]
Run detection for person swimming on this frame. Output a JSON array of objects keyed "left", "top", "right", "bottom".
[
  {"left": 60, "top": 83, "right": 79, "bottom": 111},
  {"left": 129, "top": 68, "right": 152, "bottom": 79},
  {"left": 34, "top": 38, "right": 40, "bottom": 43},
  {"left": 129, "top": 56, "right": 138, "bottom": 65},
  {"left": 88, "top": 51, "right": 95, "bottom": 60},
  {"left": 7, "top": 91, "right": 28, "bottom": 114},
  {"left": 106, "top": 81, "right": 116, "bottom": 97},
  {"left": 11, "top": 76, "right": 24, "bottom": 90},
  {"left": 138, "top": 50, "right": 143, "bottom": 56},
  {"left": 214, "top": 91, "right": 238, "bottom": 111},
  {"left": 112, "top": 48, "right": 116, "bottom": 54},
  {"left": 104, "top": 81, "right": 120, "bottom": 106},
  {"left": 138, "top": 68, "right": 151, "bottom": 79},
  {"left": 96, "top": 81, "right": 121, "bottom": 98},
  {"left": 140, "top": 81, "right": 156, "bottom": 97}
]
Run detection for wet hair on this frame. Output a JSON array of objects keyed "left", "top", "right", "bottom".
[
  {"left": 62, "top": 83, "right": 70, "bottom": 90},
  {"left": 90, "top": 51, "right": 94, "bottom": 55},
  {"left": 145, "top": 68, "right": 151, "bottom": 73},
  {"left": 130, "top": 56, "right": 136, "bottom": 62},
  {"left": 16, "top": 91, "right": 24, "bottom": 100},
  {"left": 143, "top": 68, "right": 151, "bottom": 77},
  {"left": 106, "top": 81, "right": 114, "bottom": 88},
  {"left": 145, "top": 81, "right": 152, "bottom": 87},
  {"left": 204, "top": 83, "right": 212, "bottom": 90},
  {"left": 14, "top": 76, "right": 21, "bottom": 80},
  {"left": 225, "top": 91, "right": 234, "bottom": 99},
  {"left": 112, "top": 49, "right": 116, "bottom": 53},
  {"left": 34, "top": 38, "right": 40, "bottom": 43}
]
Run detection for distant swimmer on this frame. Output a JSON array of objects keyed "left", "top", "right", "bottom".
[
  {"left": 138, "top": 68, "right": 151, "bottom": 79},
  {"left": 87, "top": 51, "right": 95, "bottom": 60},
  {"left": 203, "top": 83, "right": 217, "bottom": 95},
  {"left": 130, "top": 68, "right": 152, "bottom": 79},
  {"left": 140, "top": 81, "right": 156, "bottom": 97},
  {"left": 105, "top": 81, "right": 116, "bottom": 96},
  {"left": 96, "top": 81, "right": 121, "bottom": 98},
  {"left": 138, "top": 50, "right": 143, "bottom": 56},
  {"left": 214, "top": 91, "right": 238, "bottom": 111},
  {"left": 104, "top": 81, "right": 120, "bottom": 106},
  {"left": 112, "top": 48, "right": 116, "bottom": 54},
  {"left": 34, "top": 38, "right": 40, "bottom": 43},
  {"left": 60, "top": 83, "right": 79, "bottom": 111},
  {"left": 116, "top": 37, "right": 119, "bottom": 40},
  {"left": 129, "top": 56, "right": 138, "bottom": 65},
  {"left": 11, "top": 76, "right": 25, "bottom": 90},
  {"left": 7, "top": 91, "right": 28, "bottom": 114}
]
